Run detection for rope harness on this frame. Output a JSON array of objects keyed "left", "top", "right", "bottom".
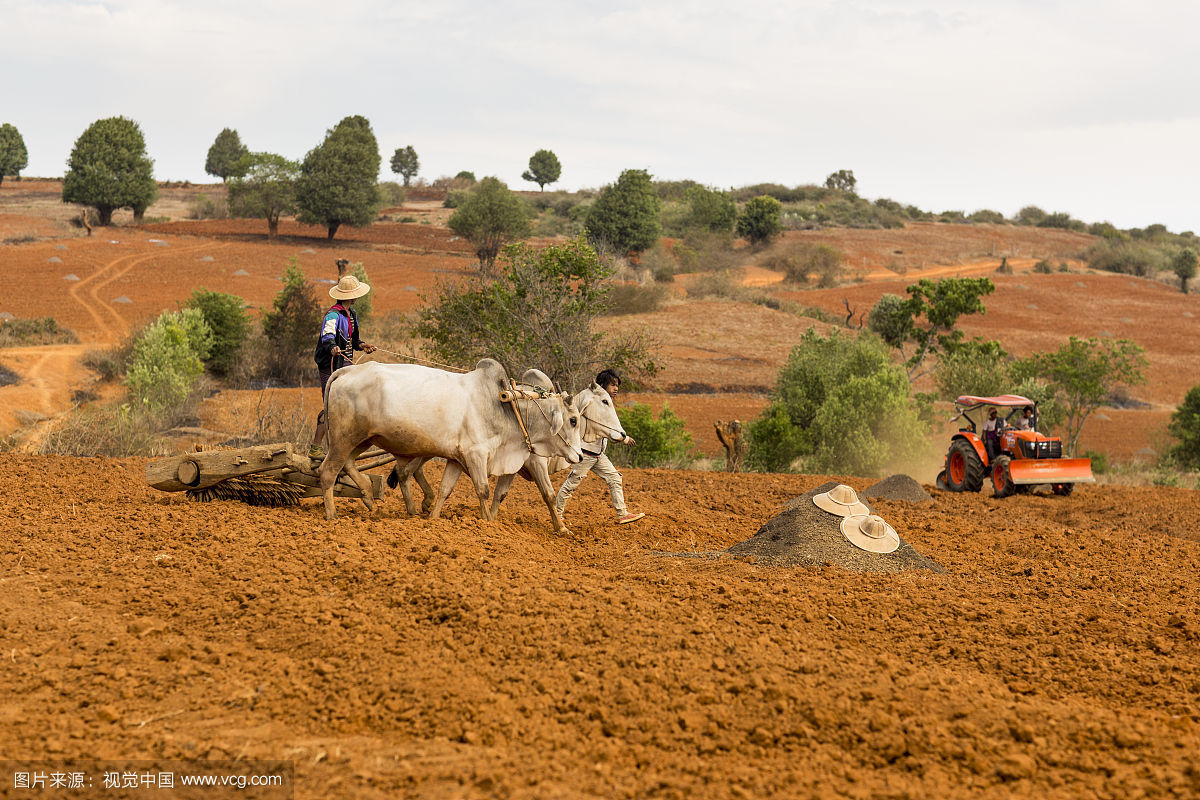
[{"left": 499, "top": 381, "right": 579, "bottom": 458}]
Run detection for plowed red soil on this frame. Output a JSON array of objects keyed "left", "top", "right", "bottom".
[{"left": 3, "top": 456, "right": 1200, "bottom": 799}]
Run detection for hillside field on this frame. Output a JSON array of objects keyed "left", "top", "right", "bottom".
[{"left": 1, "top": 180, "right": 1199, "bottom": 798}]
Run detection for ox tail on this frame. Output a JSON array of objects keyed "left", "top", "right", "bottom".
[{"left": 386, "top": 466, "right": 400, "bottom": 490}]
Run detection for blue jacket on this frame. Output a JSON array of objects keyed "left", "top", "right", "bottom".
[{"left": 314, "top": 304, "right": 362, "bottom": 373}]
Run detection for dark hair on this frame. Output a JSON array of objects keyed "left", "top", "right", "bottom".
[
  {"left": 595, "top": 368, "right": 621, "bottom": 388},
  {"left": 1023, "top": 405, "right": 1034, "bottom": 413}
]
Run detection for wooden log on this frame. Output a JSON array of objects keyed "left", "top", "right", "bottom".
[
  {"left": 146, "top": 443, "right": 311, "bottom": 492},
  {"left": 714, "top": 420, "right": 746, "bottom": 473}
]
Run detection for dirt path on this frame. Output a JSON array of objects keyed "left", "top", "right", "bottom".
[{"left": 68, "top": 241, "right": 226, "bottom": 344}]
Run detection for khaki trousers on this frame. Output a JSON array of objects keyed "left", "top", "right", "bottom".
[{"left": 555, "top": 452, "right": 626, "bottom": 518}]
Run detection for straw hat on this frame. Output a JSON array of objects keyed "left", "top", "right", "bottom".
[
  {"left": 812, "top": 484, "right": 869, "bottom": 517},
  {"left": 840, "top": 514, "right": 901, "bottom": 554},
  {"left": 330, "top": 274, "right": 370, "bottom": 300}
]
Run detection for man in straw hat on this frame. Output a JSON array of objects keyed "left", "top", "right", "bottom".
[{"left": 310, "top": 271, "right": 378, "bottom": 459}]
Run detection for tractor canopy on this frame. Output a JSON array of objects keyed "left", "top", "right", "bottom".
[{"left": 955, "top": 394, "right": 1035, "bottom": 410}]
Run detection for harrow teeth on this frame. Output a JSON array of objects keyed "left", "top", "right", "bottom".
[{"left": 187, "top": 476, "right": 306, "bottom": 507}]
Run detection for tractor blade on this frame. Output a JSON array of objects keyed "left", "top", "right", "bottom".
[{"left": 1008, "top": 458, "right": 1095, "bottom": 485}]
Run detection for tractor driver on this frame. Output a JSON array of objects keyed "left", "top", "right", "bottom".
[
  {"left": 982, "top": 407, "right": 1001, "bottom": 459},
  {"left": 1013, "top": 405, "right": 1035, "bottom": 432}
]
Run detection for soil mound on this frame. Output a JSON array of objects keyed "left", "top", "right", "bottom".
[
  {"left": 862, "top": 473, "right": 933, "bottom": 502},
  {"left": 728, "top": 481, "right": 943, "bottom": 573}
]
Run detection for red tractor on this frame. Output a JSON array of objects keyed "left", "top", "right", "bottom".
[{"left": 936, "top": 394, "right": 1094, "bottom": 497}]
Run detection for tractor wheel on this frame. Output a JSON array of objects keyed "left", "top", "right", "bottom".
[
  {"left": 944, "top": 439, "right": 985, "bottom": 493},
  {"left": 991, "top": 455, "right": 1015, "bottom": 498},
  {"left": 1052, "top": 482, "right": 1075, "bottom": 496}
]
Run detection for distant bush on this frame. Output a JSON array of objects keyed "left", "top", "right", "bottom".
[
  {"left": 610, "top": 402, "right": 696, "bottom": 469},
  {"left": 1032, "top": 259, "right": 1054, "bottom": 274},
  {"left": 125, "top": 308, "right": 213, "bottom": 410},
  {"left": 683, "top": 185, "right": 737, "bottom": 233},
  {"left": 378, "top": 181, "right": 406, "bottom": 206},
  {"left": 640, "top": 241, "right": 678, "bottom": 282},
  {"left": 261, "top": 259, "right": 323, "bottom": 385},
  {"left": 35, "top": 403, "right": 174, "bottom": 458},
  {"left": 1015, "top": 205, "right": 1047, "bottom": 226},
  {"left": 758, "top": 241, "right": 842, "bottom": 285},
  {"left": 185, "top": 289, "right": 250, "bottom": 376},
  {"left": 188, "top": 192, "right": 229, "bottom": 220},
  {"left": 443, "top": 190, "right": 468, "bottom": 209},
  {"left": 688, "top": 269, "right": 747, "bottom": 300},
  {"left": 1084, "top": 239, "right": 1168, "bottom": 277},
  {"left": 0, "top": 317, "right": 77, "bottom": 346},
  {"left": 994, "top": 257, "right": 1013, "bottom": 274},
  {"left": 746, "top": 328, "right": 929, "bottom": 475},
  {"left": 603, "top": 282, "right": 667, "bottom": 315},
  {"left": 969, "top": 209, "right": 1007, "bottom": 224},
  {"left": 673, "top": 230, "right": 738, "bottom": 273},
  {"left": 1083, "top": 449, "right": 1109, "bottom": 475},
  {"left": 1168, "top": 385, "right": 1200, "bottom": 470},
  {"left": 736, "top": 195, "right": 783, "bottom": 245}
]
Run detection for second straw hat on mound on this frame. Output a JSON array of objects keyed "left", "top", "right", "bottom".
[
  {"left": 840, "top": 514, "right": 901, "bottom": 554},
  {"left": 812, "top": 484, "right": 869, "bottom": 518}
]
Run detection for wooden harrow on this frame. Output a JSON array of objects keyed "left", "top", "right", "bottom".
[{"left": 145, "top": 443, "right": 395, "bottom": 507}]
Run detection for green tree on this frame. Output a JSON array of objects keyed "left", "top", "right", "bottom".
[
  {"left": 390, "top": 145, "right": 419, "bottom": 186},
  {"left": 521, "top": 148, "right": 562, "bottom": 192},
  {"left": 296, "top": 115, "right": 382, "bottom": 240},
  {"left": 61, "top": 116, "right": 157, "bottom": 226},
  {"left": 184, "top": 289, "right": 250, "bottom": 376},
  {"left": 1168, "top": 385, "right": 1200, "bottom": 469},
  {"left": 227, "top": 152, "right": 299, "bottom": 241},
  {"left": 867, "top": 277, "right": 995, "bottom": 380},
  {"left": 1019, "top": 336, "right": 1147, "bottom": 456},
  {"left": 126, "top": 309, "right": 213, "bottom": 410},
  {"left": 415, "top": 238, "right": 658, "bottom": 389},
  {"left": 746, "top": 328, "right": 927, "bottom": 475},
  {"left": 684, "top": 185, "right": 736, "bottom": 233},
  {"left": 455, "top": 170, "right": 477, "bottom": 183},
  {"left": 933, "top": 338, "right": 1010, "bottom": 399},
  {"left": 586, "top": 168, "right": 662, "bottom": 255},
  {"left": 262, "top": 259, "right": 323, "bottom": 385},
  {"left": 447, "top": 176, "right": 531, "bottom": 270},
  {"left": 204, "top": 128, "right": 248, "bottom": 182},
  {"left": 824, "top": 169, "right": 857, "bottom": 193},
  {"left": 1172, "top": 247, "right": 1198, "bottom": 294},
  {"left": 610, "top": 402, "right": 695, "bottom": 468},
  {"left": 736, "top": 195, "right": 782, "bottom": 245},
  {"left": 0, "top": 123, "right": 29, "bottom": 186}
]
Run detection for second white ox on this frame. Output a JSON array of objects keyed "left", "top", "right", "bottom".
[
  {"left": 387, "top": 381, "right": 626, "bottom": 533},
  {"left": 318, "top": 358, "right": 583, "bottom": 522}
]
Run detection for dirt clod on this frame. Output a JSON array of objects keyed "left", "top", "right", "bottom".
[{"left": 863, "top": 473, "right": 933, "bottom": 502}]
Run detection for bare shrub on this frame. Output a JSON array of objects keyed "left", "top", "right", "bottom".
[
  {"left": 688, "top": 268, "right": 748, "bottom": 300},
  {"left": 604, "top": 283, "right": 668, "bottom": 316},
  {"left": 0, "top": 317, "right": 77, "bottom": 346},
  {"left": 188, "top": 192, "right": 229, "bottom": 220}
]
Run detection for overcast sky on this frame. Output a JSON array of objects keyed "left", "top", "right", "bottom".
[{"left": 4, "top": 0, "right": 1198, "bottom": 232}]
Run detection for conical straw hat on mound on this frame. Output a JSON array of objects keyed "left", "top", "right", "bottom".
[{"left": 726, "top": 481, "right": 942, "bottom": 573}]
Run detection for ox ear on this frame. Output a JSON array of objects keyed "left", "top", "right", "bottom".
[{"left": 550, "top": 406, "right": 565, "bottom": 435}]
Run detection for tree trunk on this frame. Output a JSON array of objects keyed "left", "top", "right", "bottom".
[
  {"left": 1183, "top": 276, "right": 1190, "bottom": 295},
  {"left": 714, "top": 420, "right": 746, "bottom": 473},
  {"left": 326, "top": 222, "right": 340, "bottom": 241},
  {"left": 133, "top": 207, "right": 145, "bottom": 224},
  {"left": 268, "top": 215, "right": 279, "bottom": 241},
  {"left": 98, "top": 207, "right": 114, "bottom": 226}
]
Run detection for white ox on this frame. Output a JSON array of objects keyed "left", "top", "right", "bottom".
[
  {"left": 318, "top": 358, "right": 583, "bottom": 523},
  {"left": 388, "top": 381, "right": 626, "bottom": 533}
]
